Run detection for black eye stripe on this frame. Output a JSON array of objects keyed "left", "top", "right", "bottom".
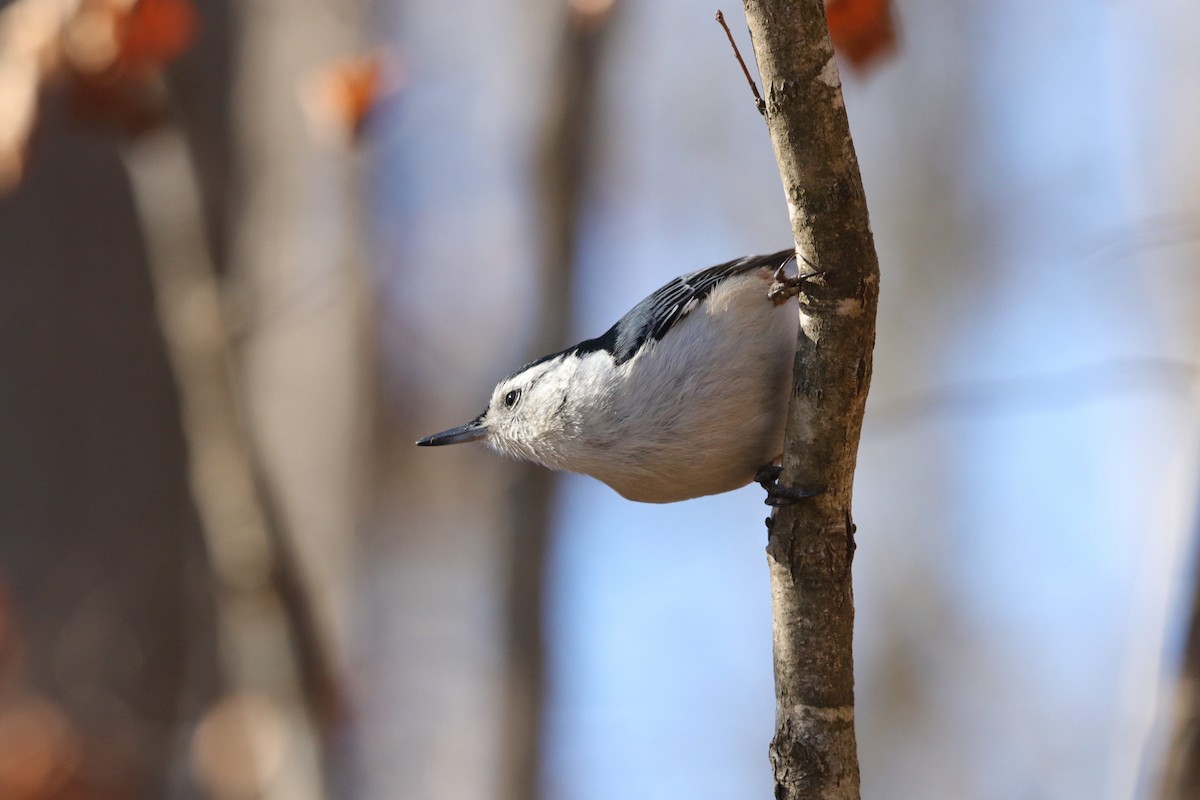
[{"left": 504, "top": 389, "right": 522, "bottom": 409}]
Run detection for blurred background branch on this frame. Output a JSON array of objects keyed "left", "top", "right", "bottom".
[
  {"left": 0, "top": 0, "right": 369, "bottom": 796},
  {"left": 124, "top": 127, "right": 328, "bottom": 800},
  {"left": 499, "top": 2, "right": 617, "bottom": 800},
  {"left": 1154, "top": 524, "right": 1200, "bottom": 800}
]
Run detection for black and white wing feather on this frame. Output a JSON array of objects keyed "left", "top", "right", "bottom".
[
  {"left": 587, "top": 249, "right": 794, "bottom": 365},
  {"left": 506, "top": 249, "right": 794, "bottom": 377}
]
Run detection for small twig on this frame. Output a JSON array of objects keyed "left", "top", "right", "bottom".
[{"left": 715, "top": 10, "right": 766, "bottom": 116}]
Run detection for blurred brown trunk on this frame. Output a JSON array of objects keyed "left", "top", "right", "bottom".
[
  {"left": 137, "top": 0, "right": 374, "bottom": 794},
  {"left": 0, "top": 0, "right": 368, "bottom": 794},
  {"left": 224, "top": 0, "right": 372, "bottom": 732},
  {"left": 499, "top": 5, "right": 618, "bottom": 800},
  {"left": 0, "top": 6, "right": 245, "bottom": 799},
  {"left": 0, "top": 95, "right": 221, "bottom": 800},
  {"left": 125, "top": 125, "right": 330, "bottom": 800}
]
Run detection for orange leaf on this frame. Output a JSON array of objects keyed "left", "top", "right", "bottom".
[
  {"left": 329, "top": 55, "right": 381, "bottom": 137},
  {"left": 825, "top": 0, "right": 896, "bottom": 70},
  {"left": 302, "top": 51, "right": 404, "bottom": 145},
  {"left": 116, "top": 0, "right": 199, "bottom": 71}
]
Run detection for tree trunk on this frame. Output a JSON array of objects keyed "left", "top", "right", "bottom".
[
  {"left": 739, "top": 2, "right": 880, "bottom": 798},
  {"left": 1155, "top": 530, "right": 1200, "bottom": 800}
]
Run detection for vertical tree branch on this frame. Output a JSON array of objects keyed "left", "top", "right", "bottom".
[
  {"left": 738, "top": 2, "right": 879, "bottom": 799},
  {"left": 1155, "top": 531, "right": 1200, "bottom": 800}
]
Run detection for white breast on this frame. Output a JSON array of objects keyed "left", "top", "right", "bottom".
[{"left": 556, "top": 270, "right": 798, "bottom": 503}]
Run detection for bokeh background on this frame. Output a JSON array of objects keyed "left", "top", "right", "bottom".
[{"left": 1, "top": 0, "right": 1199, "bottom": 799}]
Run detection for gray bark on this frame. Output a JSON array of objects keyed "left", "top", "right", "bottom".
[
  {"left": 739, "top": 2, "right": 880, "bottom": 798},
  {"left": 1155, "top": 535, "right": 1200, "bottom": 800}
]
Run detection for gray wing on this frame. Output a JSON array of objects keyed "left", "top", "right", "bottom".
[
  {"left": 507, "top": 249, "right": 794, "bottom": 377},
  {"left": 586, "top": 249, "right": 794, "bottom": 365}
]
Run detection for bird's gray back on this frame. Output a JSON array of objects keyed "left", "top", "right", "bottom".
[{"left": 505, "top": 249, "right": 795, "bottom": 380}]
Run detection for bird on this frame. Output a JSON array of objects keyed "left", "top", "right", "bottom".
[{"left": 416, "top": 249, "right": 823, "bottom": 504}]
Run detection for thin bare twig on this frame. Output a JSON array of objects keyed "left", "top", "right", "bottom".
[{"left": 715, "top": 9, "right": 766, "bottom": 116}]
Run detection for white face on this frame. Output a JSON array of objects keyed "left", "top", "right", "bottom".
[{"left": 479, "top": 355, "right": 581, "bottom": 465}]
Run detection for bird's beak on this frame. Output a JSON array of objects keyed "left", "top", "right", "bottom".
[{"left": 416, "top": 415, "right": 488, "bottom": 446}]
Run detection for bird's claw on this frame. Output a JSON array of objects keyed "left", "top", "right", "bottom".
[
  {"left": 755, "top": 464, "right": 825, "bottom": 507},
  {"left": 768, "top": 260, "right": 828, "bottom": 303}
]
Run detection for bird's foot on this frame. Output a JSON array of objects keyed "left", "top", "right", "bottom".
[
  {"left": 768, "top": 258, "right": 827, "bottom": 303},
  {"left": 755, "top": 464, "right": 825, "bottom": 507}
]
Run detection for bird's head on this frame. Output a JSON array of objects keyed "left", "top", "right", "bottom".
[{"left": 416, "top": 353, "right": 590, "bottom": 465}]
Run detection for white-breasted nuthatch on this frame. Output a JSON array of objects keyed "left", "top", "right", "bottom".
[{"left": 417, "top": 249, "right": 823, "bottom": 504}]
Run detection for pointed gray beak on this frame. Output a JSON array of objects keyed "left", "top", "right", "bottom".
[{"left": 416, "top": 415, "right": 488, "bottom": 446}]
